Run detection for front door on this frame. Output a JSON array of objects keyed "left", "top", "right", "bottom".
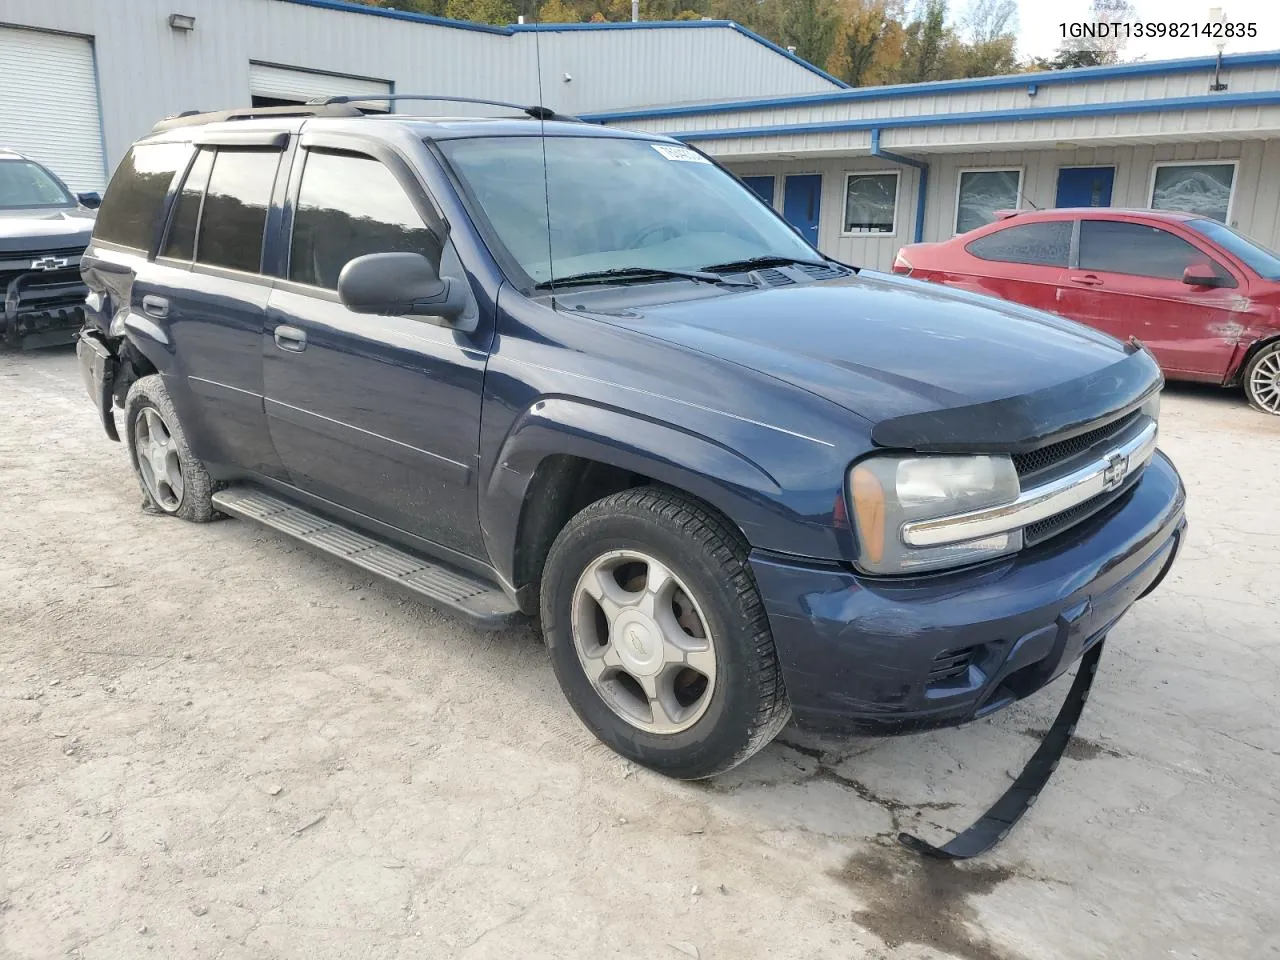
[
  {"left": 1058, "top": 217, "right": 1244, "bottom": 378},
  {"left": 1055, "top": 166, "right": 1114, "bottom": 208},
  {"left": 262, "top": 145, "right": 489, "bottom": 557},
  {"left": 741, "top": 175, "right": 776, "bottom": 206},
  {"left": 783, "top": 174, "right": 822, "bottom": 246}
]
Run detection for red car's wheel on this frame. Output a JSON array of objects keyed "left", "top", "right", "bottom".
[{"left": 1244, "top": 343, "right": 1280, "bottom": 416}]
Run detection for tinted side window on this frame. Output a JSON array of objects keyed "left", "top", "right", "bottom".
[
  {"left": 966, "top": 221, "right": 1071, "bottom": 267},
  {"left": 196, "top": 149, "right": 281, "bottom": 274},
  {"left": 289, "top": 150, "right": 438, "bottom": 290},
  {"left": 93, "top": 143, "right": 188, "bottom": 251},
  {"left": 161, "top": 149, "right": 214, "bottom": 261},
  {"left": 1079, "top": 220, "right": 1232, "bottom": 283}
]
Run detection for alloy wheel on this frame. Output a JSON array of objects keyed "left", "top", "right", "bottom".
[
  {"left": 134, "top": 407, "right": 185, "bottom": 511},
  {"left": 1248, "top": 351, "right": 1280, "bottom": 414},
  {"left": 570, "top": 549, "right": 717, "bottom": 734}
]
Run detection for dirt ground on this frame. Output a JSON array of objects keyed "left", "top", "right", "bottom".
[{"left": 1, "top": 346, "right": 1277, "bottom": 960}]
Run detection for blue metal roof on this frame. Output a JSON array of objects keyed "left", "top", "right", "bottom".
[
  {"left": 276, "top": 1, "right": 848, "bottom": 87},
  {"left": 582, "top": 49, "right": 1280, "bottom": 123}
]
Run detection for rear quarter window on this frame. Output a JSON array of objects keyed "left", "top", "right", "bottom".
[
  {"left": 964, "top": 221, "right": 1072, "bottom": 267},
  {"left": 93, "top": 142, "right": 189, "bottom": 252}
]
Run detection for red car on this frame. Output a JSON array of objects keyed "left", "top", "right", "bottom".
[{"left": 893, "top": 209, "right": 1280, "bottom": 414}]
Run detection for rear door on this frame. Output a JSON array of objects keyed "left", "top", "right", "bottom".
[
  {"left": 1059, "top": 218, "right": 1244, "bottom": 377},
  {"left": 950, "top": 219, "right": 1072, "bottom": 313},
  {"left": 149, "top": 134, "right": 291, "bottom": 478},
  {"left": 262, "top": 137, "right": 489, "bottom": 557}
]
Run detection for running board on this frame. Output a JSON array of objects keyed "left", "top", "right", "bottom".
[{"left": 211, "top": 486, "right": 523, "bottom": 630}]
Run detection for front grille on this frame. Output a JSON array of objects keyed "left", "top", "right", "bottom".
[
  {"left": 0, "top": 247, "right": 84, "bottom": 273},
  {"left": 1013, "top": 410, "right": 1141, "bottom": 478},
  {"left": 1023, "top": 476, "right": 1138, "bottom": 547}
]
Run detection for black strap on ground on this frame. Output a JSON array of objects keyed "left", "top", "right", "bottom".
[{"left": 898, "top": 640, "right": 1106, "bottom": 861}]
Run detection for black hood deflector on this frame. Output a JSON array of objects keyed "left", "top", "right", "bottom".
[{"left": 871, "top": 342, "right": 1163, "bottom": 454}]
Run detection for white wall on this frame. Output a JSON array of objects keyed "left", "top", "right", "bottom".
[
  {"left": 726, "top": 139, "right": 1280, "bottom": 270},
  {"left": 0, "top": 0, "right": 840, "bottom": 173}
]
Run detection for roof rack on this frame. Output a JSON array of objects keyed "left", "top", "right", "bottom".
[
  {"left": 149, "top": 103, "right": 363, "bottom": 134},
  {"left": 309, "top": 94, "right": 580, "bottom": 122}
]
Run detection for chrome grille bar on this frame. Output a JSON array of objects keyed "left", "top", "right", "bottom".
[{"left": 902, "top": 420, "right": 1158, "bottom": 548}]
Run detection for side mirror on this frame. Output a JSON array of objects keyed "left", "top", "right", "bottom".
[
  {"left": 337, "top": 252, "right": 467, "bottom": 322},
  {"left": 77, "top": 191, "right": 102, "bottom": 209},
  {"left": 1182, "top": 263, "right": 1226, "bottom": 287}
]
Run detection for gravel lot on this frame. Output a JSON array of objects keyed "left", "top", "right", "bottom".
[{"left": 2, "top": 346, "right": 1278, "bottom": 960}]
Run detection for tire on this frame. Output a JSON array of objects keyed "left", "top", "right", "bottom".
[
  {"left": 1242, "top": 342, "right": 1280, "bottom": 416},
  {"left": 540, "top": 486, "right": 790, "bottom": 779},
  {"left": 123, "top": 374, "right": 218, "bottom": 521}
]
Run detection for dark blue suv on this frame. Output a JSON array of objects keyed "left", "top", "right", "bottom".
[{"left": 77, "top": 102, "right": 1186, "bottom": 780}]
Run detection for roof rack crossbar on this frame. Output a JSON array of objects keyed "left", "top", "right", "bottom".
[
  {"left": 309, "top": 93, "right": 579, "bottom": 122},
  {"left": 150, "top": 103, "right": 362, "bottom": 134}
]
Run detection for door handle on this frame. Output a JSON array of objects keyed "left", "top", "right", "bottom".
[
  {"left": 141, "top": 295, "right": 169, "bottom": 318},
  {"left": 1069, "top": 275, "right": 1103, "bottom": 287},
  {"left": 273, "top": 325, "right": 307, "bottom": 352}
]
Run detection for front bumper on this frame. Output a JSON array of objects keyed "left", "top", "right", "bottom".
[
  {"left": 752, "top": 450, "right": 1186, "bottom": 734},
  {"left": 3, "top": 271, "right": 86, "bottom": 348},
  {"left": 76, "top": 329, "right": 120, "bottom": 441}
]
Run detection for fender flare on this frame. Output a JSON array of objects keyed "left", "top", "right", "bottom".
[{"left": 482, "top": 397, "right": 785, "bottom": 588}]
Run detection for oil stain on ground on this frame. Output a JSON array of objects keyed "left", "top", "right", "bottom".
[
  {"left": 1022, "top": 727, "right": 1123, "bottom": 760},
  {"left": 834, "top": 844, "right": 1027, "bottom": 960}
]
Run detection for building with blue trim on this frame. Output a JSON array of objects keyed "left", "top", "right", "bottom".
[
  {"left": 587, "top": 52, "right": 1280, "bottom": 268},
  {"left": 0, "top": 0, "right": 843, "bottom": 192},
  {"left": 3, "top": 0, "right": 1278, "bottom": 271}
]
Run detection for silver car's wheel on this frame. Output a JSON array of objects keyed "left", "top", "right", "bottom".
[
  {"left": 571, "top": 549, "right": 717, "bottom": 734},
  {"left": 133, "top": 407, "right": 185, "bottom": 512},
  {"left": 1244, "top": 345, "right": 1280, "bottom": 415}
]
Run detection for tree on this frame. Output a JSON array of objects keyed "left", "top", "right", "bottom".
[
  {"left": 960, "top": 0, "right": 1014, "bottom": 44},
  {"left": 1033, "top": 0, "right": 1133, "bottom": 70},
  {"left": 898, "top": 0, "right": 949, "bottom": 83},
  {"left": 780, "top": 0, "right": 841, "bottom": 72},
  {"left": 538, "top": 0, "right": 582, "bottom": 20},
  {"left": 444, "top": 0, "right": 517, "bottom": 21},
  {"left": 829, "top": 0, "right": 898, "bottom": 87}
]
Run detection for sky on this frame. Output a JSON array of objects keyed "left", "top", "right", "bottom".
[{"left": 1014, "top": 0, "right": 1280, "bottom": 62}]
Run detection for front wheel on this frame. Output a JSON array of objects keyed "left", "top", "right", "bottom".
[
  {"left": 540, "top": 487, "right": 791, "bottom": 779},
  {"left": 1243, "top": 343, "right": 1280, "bottom": 415}
]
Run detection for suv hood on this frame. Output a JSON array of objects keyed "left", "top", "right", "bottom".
[
  {"left": 0, "top": 212, "right": 94, "bottom": 255},
  {"left": 581, "top": 270, "right": 1158, "bottom": 447}
]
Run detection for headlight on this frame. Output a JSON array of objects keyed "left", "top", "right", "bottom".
[{"left": 848, "top": 454, "right": 1022, "bottom": 575}]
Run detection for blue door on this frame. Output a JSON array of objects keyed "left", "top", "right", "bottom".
[
  {"left": 741, "top": 175, "right": 775, "bottom": 206},
  {"left": 783, "top": 174, "right": 822, "bottom": 246},
  {"left": 1056, "top": 166, "right": 1115, "bottom": 208}
]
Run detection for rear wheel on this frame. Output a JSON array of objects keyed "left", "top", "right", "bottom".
[
  {"left": 540, "top": 486, "right": 790, "bottom": 779},
  {"left": 1243, "top": 343, "right": 1280, "bottom": 415},
  {"left": 123, "top": 375, "right": 217, "bottom": 521}
]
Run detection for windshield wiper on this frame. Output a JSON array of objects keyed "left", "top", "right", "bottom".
[
  {"left": 534, "top": 266, "right": 754, "bottom": 290},
  {"left": 698, "top": 255, "right": 834, "bottom": 273}
]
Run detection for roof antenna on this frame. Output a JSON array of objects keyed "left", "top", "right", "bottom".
[{"left": 533, "top": 12, "right": 557, "bottom": 308}]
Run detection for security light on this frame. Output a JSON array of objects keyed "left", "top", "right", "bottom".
[{"left": 168, "top": 13, "right": 196, "bottom": 31}]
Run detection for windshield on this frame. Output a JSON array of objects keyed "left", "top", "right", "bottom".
[
  {"left": 1187, "top": 218, "right": 1280, "bottom": 280},
  {"left": 437, "top": 135, "right": 818, "bottom": 286},
  {"left": 0, "top": 159, "right": 74, "bottom": 210}
]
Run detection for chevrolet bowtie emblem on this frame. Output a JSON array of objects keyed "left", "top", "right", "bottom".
[
  {"left": 1102, "top": 452, "right": 1129, "bottom": 491},
  {"left": 31, "top": 256, "right": 70, "bottom": 271}
]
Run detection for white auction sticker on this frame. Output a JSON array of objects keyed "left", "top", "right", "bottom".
[{"left": 651, "top": 144, "right": 710, "bottom": 164}]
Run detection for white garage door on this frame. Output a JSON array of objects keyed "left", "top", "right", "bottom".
[
  {"left": 249, "top": 63, "right": 391, "bottom": 110},
  {"left": 0, "top": 26, "right": 105, "bottom": 192}
]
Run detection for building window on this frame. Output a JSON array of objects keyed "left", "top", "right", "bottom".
[
  {"left": 955, "top": 168, "right": 1022, "bottom": 234},
  {"left": 842, "top": 171, "right": 898, "bottom": 235},
  {"left": 1149, "top": 161, "right": 1236, "bottom": 223}
]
